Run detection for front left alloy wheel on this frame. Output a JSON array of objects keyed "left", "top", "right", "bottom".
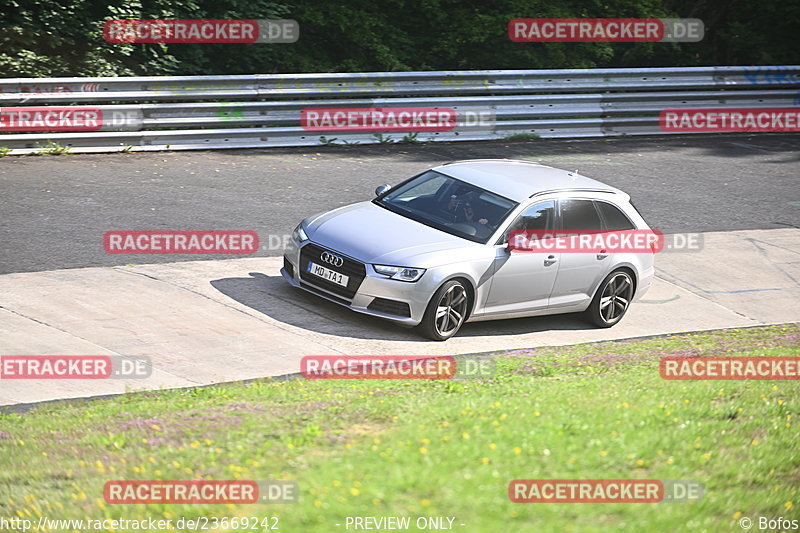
[{"left": 418, "top": 280, "right": 469, "bottom": 341}]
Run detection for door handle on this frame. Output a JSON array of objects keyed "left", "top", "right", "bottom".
[
  {"left": 597, "top": 249, "right": 608, "bottom": 260},
  {"left": 544, "top": 255, "right": 557, "bottom": 266}
]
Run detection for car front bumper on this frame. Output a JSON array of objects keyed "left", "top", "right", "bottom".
[{"left": 282, "top": 240, "right": 436, "bottom": 326}]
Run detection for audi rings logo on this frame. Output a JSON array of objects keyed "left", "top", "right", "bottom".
[{"left": 320, "top": 251, "right": 344, "bottom": 267}]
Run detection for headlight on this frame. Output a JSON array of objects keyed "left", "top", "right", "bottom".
[
  {"left": 372, "top": 264, "right": 426, "bottom": 282},
  {"left": 292, "top": 223, "right": 309, "bottom": 243}
]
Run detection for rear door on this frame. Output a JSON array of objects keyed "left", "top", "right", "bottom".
[{"left": 548, "top": 198, "right": 613, "bottom": 309}]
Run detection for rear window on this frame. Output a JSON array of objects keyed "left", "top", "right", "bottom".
[{"left": 595, "top": 201, "right": 636, "bottom": 230}]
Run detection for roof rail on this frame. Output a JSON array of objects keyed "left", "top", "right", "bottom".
[
  {"left": 530, "top": 188, "right": 617, "bottom": 198},
  {"left": 441, "top": 159, "right": 545, "bottom": 166}
]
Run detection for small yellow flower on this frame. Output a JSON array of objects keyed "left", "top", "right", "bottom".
[
  {"left": 489, "top": 443, "right": 497, "bottom": 450},
  {"left": 482, "top": 457, "right": 490, "bottom": 464},
  {"left": 419, "top": 447, "right": 428, "bottom": 454},
  {"left": 667, "top": 457, "right": 674, "bottom": 465},
  {"left": 462, "top": 433, "right": 470, "bottom": 439},
  {"left": 733, "top": 512, "right": 742, "bottom": 519},
  {"left": 350, "top": 488, "right": 359, "bottom": 496},
  {"left": 786, "top": 502, "right": 793, "bottom": 510},
  {"left": 372, "top": 498, "right": 381, "bottom": 505},
  {"left": 534, "top": 412, "right": 541, "bottom": 417},
  {"left": 332, "top": 480, "right": 341, "bottom": 487},
  {"left": 599, "top": 450, "right": 608, "bottom": 457},
  {"left": 636, "top": 459, "right": 644, "bottom": 466},
  {"left": 751, "top": 440, "right": 759, "bottom": 446},
  {"left": 314, "top": 499, "right": 322, "bottom": 508},
  {"left": 421, "top": 499, "right": 431, "bottom": 507}
]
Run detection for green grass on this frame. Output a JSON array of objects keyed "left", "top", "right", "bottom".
[{"left": 1, "top": 325, "right": 798, "bottom": 532}]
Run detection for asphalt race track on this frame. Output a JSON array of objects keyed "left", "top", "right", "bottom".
[
  {"left": 1, "top": 134, "right": 799, "bottom": 406},
  {"left": 2, "top": 134, "right": 799, "bottom": 274}
]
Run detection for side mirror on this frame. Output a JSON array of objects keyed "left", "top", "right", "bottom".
[{"left": 375, "top": 184, "right": 391, "bottom": 197}]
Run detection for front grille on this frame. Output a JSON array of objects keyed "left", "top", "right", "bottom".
[
  {"left": 299, "top": 243, "right": 366, "bottom": 300},
  {"left": 367, "top": 297, "right": 411, "bottom": 318},
  {"left": 283, "top": 256, "right": 294, "bottom": 278}
]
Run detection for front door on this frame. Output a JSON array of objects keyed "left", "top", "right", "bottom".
[{"left": 484, "top": 200, "right": 559, "bottom": 315}]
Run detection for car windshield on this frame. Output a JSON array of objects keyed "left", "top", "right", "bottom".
[{"left": 373, "top": 170, "right": 518, "bottom": 243}]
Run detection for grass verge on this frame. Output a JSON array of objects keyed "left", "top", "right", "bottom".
[{"left": 1, "top": 324, "right": 798, "bottom": 532}]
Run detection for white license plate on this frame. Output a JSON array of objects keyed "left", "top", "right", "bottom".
[{"left": 307, "top": 261, "right": 349, "bottom": 287}]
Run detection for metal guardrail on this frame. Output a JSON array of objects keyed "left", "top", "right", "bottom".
[{"left": 1, "top": 66, "right": 798, "bottom": 154}]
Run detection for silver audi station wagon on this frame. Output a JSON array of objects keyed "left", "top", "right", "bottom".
[{"left": 282, "top": 160, "right": 655, "bottom": 340}]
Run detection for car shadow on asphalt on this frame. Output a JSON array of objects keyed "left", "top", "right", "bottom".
[{"left": 210, "top": 272, "right": 591, "bottom": 343}]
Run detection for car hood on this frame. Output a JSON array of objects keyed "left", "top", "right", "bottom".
[{"left": 304, "top": 201, "right": 481, "bottom": 267}]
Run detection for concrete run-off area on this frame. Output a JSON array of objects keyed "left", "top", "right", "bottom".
[{"left": 0, "top": 228, "right": 797, "bottom": 407}]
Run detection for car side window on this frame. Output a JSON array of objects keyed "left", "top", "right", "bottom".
[
  {"left": 499, "top": 200, "right": 555, "bottom": 243},
  {"left": 559, "top": 199, "right": 603, "bottom": 231},
  {"left": 595, "top": 201, "right": 636, "bottom": 230}
]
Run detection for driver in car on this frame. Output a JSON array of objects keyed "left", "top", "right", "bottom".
[{"left": 445, "top": 192, "right": 489, "bottom": 225}]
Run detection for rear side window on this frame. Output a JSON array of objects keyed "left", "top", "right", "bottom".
[
  {"left": 595, "top": 201, "right": 636, "bottom": 230},
  {"left": 559, "top": 199, "right": 603, "bottom": 231}
]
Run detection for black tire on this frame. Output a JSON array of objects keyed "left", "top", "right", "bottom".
[
  {"left": 418, "top": 279, "right": 470, "bottom": 341},
  {"left": 585, "top": 270, "right": 635, "bottom": 328}
]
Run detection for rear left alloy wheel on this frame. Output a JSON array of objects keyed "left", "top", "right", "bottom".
[
  {"left": 418, "top": 280, "right": 469, "bottom": 341},
  {"left": 585, "top": 270, "right": 634, "bottom": 328}
]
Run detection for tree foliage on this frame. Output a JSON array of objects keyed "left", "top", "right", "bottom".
[{"left": 0, "top": 0, "right": 797, "bottom": 77}]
